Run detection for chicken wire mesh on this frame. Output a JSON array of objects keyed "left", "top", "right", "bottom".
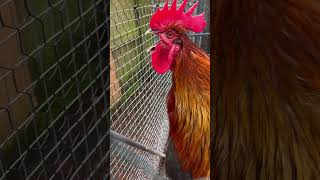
[
  {"left": 0, "top": 0, "right": 108, "bottom": 179},
  {"left": 110, "top": 0, "right": 209, "bottom": 179}
]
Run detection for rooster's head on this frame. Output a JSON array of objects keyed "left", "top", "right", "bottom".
[{"left": 146, "top": 0, "right": 206, "bottom": 74}]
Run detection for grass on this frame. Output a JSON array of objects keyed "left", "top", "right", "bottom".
[{"left": 110, "top": 0, "right": 154, "bottom": 109}]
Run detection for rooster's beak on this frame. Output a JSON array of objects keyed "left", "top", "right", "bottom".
[
  {"left": 145, "top": 29, "right": 156, "bottom": 53},
  {"left": 145, "top": 29, "right": 153, "bottom": 35}
]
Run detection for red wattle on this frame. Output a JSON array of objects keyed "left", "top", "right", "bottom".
[{"left": 151, "top": 43, "right": 176, "bottom": 74}]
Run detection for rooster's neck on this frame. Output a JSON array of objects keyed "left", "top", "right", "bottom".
[
  {"left": 167, "top": 39, "right": 210, "bottom": 177},
  {"left": 171, "top": 37, "right": 210, "bottom": 93}
]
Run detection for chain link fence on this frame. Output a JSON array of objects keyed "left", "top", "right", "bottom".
[
  {"left": 110, "top": 0, "right": 209, "bottom": 179},
  {"left": 0, "top": 0, "right": 108, "bottom": 179}
]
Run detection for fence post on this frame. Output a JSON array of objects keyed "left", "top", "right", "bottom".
[
  {"left": 110, "top": 50, "right": 122, "bottom": 105},
  {"left": 133, "top": 1, "right": 147, "bottom": 82}
]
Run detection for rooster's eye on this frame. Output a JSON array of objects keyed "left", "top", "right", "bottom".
[{"left": 166, "top": 31, "right": 174, "bottom": 39}]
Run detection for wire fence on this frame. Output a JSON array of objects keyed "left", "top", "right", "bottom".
[
  {"left": 110, "top": 0, "right": 209, "bottom": 179},
  {"left": 0, "top": 0, "right": 108, "bottom": 179}
]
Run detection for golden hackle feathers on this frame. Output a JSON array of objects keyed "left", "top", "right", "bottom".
[{"left": 167, "top": 34, "right": 210, "bottom": 178}]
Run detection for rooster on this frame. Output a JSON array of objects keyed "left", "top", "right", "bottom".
[
  {"left": 146, "top": 0, "right": 210, "bottom": 178},
  {"left": 213, "top": 0, "right": 320, "bottom": 179}
]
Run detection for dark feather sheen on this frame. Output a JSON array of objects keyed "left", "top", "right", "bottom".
[{"left": 213, "top": 0, "right": 320, "bottom": 179}]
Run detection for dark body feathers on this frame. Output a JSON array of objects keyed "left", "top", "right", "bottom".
[{"left": 213, "top": 1, "right": 320, "bottom": 179}]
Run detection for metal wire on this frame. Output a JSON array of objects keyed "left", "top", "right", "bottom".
[
  {"left": 110, "top": 0, "right": 210, "bottom": 179},
  {"left": 110, "top": 130, "right": 166, "bottom": 158},
  {"left": 0, "top": 0, "right": 108, "bottom": 179}
]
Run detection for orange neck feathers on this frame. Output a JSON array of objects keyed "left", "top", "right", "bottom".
[{"left": 167, "top": 35, "right": 210, "bottom": 178}]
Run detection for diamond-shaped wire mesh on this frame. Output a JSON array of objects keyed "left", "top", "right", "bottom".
[
  {"left": 0, "top": 0, "right": 108, "bottom": 179},
  {"left": 110, "top": 0, "right": 209, "bottom": 179}
]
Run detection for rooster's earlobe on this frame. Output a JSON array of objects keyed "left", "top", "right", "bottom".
[{"left": 173, "top": 38, "right": 182, "bottom": 45}]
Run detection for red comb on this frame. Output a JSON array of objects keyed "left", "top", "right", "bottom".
[{"left": 150, "top": 0, "right": 206, "bottom": 33}]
